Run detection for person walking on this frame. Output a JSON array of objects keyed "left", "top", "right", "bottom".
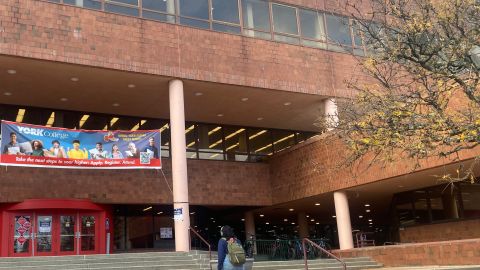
[{"left": 217, "top": 226, "right": 245, "bottom": 270}]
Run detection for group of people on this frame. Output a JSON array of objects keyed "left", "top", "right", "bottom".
[{"left": 2, "top": 132, "right": 159, "bottom": 160}]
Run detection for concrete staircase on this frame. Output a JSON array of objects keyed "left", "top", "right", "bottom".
[
  {"left": 0, "top": 252, "right": 206, "bottom": 270},
  {"left": 210, "top": 256, "right": 383, "bottom": 270}
]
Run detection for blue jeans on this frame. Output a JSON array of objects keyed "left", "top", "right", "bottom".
[{"left": 223, "top": 257, "right": 245, "bottom": 270}]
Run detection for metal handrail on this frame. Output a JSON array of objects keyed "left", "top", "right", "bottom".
[
  {"left": 302, "top": 238, "right": 346, "bottom": 270},
  {"left": 189, "top": 227, "right": 212, "bottom": 270}
]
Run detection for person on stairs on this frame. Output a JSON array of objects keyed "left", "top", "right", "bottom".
[{"left": 218, "top": 225, "right": 246, "bottom": 270}]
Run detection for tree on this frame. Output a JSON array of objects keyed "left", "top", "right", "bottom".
[{"left": 329, "top": 0, "right": 480, "bottom": 182}]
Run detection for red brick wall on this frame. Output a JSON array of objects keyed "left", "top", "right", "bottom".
[
  {"left": 0, "top": 159, "right": 271, "bottom": 206},
  {"left": 269, "top": 135, "right": 480, "bottom": 204},
  {"left": 334, "top": 238, "right": 480, "bottom": 266},
  {"left": 399, "top": 219, "right": 480, "bottom": 243},
  {"left": 0, "top": 0, "right": 362, "bottom": 97}
]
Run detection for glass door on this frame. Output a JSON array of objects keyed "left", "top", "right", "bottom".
[
  {"left": 58, "top": 215, "right": 76, "bottom": 255},
  {"left": 12, "top": 214, "right": 33, "bottom": 257},
  {"left": 35, "top": 215, "right": 54, "bottom": 256},
  {"left": 79, "top": 214, "right": 98, "bottom": 254}
]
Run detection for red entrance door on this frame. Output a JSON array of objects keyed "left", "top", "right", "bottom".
[{"left": 10, "top": 212, "right": 99, "bottom": 256}]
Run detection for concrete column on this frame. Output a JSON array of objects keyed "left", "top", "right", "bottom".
[
  {"left": 169, "top": 79, "right": 191, "bottom": 252},
  {"left": 244, "top": 212, "right": 256, "bottom": 239},
  {"left": 297, "top": 212, "right": 309, "bottom": 239},
  {"left": 324, "top": 98, "right": 338, "bottom": 131},
  {"left": 334, "top": 191, "right": 354, "bottom": 250},
  {"left": 442, "top": 192, "right": 459, "bottom": 219}
]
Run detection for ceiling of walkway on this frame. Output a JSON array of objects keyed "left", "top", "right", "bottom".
[{"left": 0, "top": 55, "right": 326, "bottom": 132}]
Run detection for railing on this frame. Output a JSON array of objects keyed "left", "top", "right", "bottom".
[
  {"left": 244, "top": 238, "right": 332, "bottom": 261},
  {"left": 302, "top": 238, "right": 346, "bottom": 270},
  {"left": 189, "top": 227, "right": 212, "bottom": 270}
]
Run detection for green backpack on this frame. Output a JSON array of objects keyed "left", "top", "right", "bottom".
[{"left": 224, "top": 238, "right": 246, "bottom": 265}]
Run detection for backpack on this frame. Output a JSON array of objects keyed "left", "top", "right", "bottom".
[{"left": 224, "top": 238, "right": 246, "bottom": 265}]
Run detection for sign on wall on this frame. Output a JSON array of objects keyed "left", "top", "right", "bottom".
[{"left": 0, "top": 120, "right": 161, "bottom": 169}]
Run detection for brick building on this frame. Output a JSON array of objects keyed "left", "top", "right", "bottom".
[{"left": 0, "top": 0, "right": 479, "bottom": 265}]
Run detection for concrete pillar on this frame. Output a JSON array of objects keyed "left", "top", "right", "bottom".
[
  {"left": 324, "top": 98, "right": 338, "bottom": 131},
  {"left": 244, "top": 211, "right": 256, "bottom": 240},
  {"left": 297, "top": 212, "right": 309, "bottom": 239},
  {"left": 442, "top": 192, "right": 459, "bottom": 219},
  {"left": 334, "top": 191, "right": 354, "bottom": 250},
  {"left": 169, "top": 79, "right": 191, "bottom": 252}
]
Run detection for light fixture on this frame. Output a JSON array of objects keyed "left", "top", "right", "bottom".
[
  {"left": 369, "top": 222, "right": 373, "bottom": 225},
  {"left": 288, "top": 208, "right": 294, "bottom": 212},
  {"left": 249, "top": 130, "right": 267, "bottom": 140},
  {"left": 241, "top": 219, "right": 245, "bottom": 221},
  {"left": 45, "top": 112, "right": 55, "bottom": 127},
  {"left": 70, "top": 77, "right": 79, "bottom": 82},
  {"left": 217, "top": 113, "right": 224, "bottom": 117},
  {"left": 315, "top": 203, "right": 321, "bottom": 206},
  {"left": 310, "top": 219, "right": 314, "bottom": 222},
  {"left": 112, "top": 103, "right": 120, "bottom": 107},
  {"left": 241, "top": 97, "right": 249, "bottom": 102},
  {"left": 368, "top": 219, "right": 372, "bottom": 222},
  {"left": 259, "top": 214, "right": 264, "bottom": 217},
  {"left": 398, "top": 185, "right": 404, "bottom": 188},
  {"left": 131, "top": 120, "right": 147, "bottom": 131},
  {"left": 306, "top": 215, "right": 310, "bottom": 218},
  {"left": 143, "top": 206, "right": 152, "bottom": 212},
  {"left": 208, "top": 126, "right": 222, "bottom": 135},
  {"left": 60, "top": 97, "right": 68, "bottom": 102},
  {"left": 265, "top": 222, "right": 269, "bottom": 225},
  {"left": 79, "top": 114, "right": 90, "bottom": 128},
  {"left": 365, "top": 204, "right": 370, "bottom": 207},
  {"left": 332, "top": 215, "right": 336, "bottom": 218},
  {"left": 7, "top": 69, "right": 16, "bottom": 74},
  {"left": 157, "top": 211, "right": 163, "bottom": 215},
  {"left": 15, "top": 109, "right": 26, "bottom": 123},
  {"left": 291, "top": 222, "right": 295, "bottom": 225},
  {"left": 127, "top": 84, "right": 136, "bottom": 88},
  {"left": 257, "top": 117, "right": 264, "bottom": 121},
  {"left": 366, "top": 209, "right": 371, "bottom": 213},
  {"left": 359, "top": 215, "right": 363, "bottom": 218},
  {"left": 110, "top": 117, "right": 119, "bottom": 126},
  {"left": 283, "top": 102, "right": 292, "bottom": 106},
  {"left": 190, "top": 212, "right": 196, "bottom": 215},
  {"left": 195, "top": 92, "right": 203, "bottom": 96},
  {"left": 4, "top": 92, "right": 12, "bottom": 96},
  {"left": 159, "top": 123, "right": 169, "bottom": 133},
  {"left": 284, "top": 219, "right": 288, "bottom": 222},
  {"left": 185, "top": 125, "right": 195, "bottom": 134}
]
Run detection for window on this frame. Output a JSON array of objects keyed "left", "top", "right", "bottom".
[
  {"left": 272, "top": 130, "right": 295, "bottom": 153},
  {"left": 178, "top": 0, "right": 210, "bottom": 29},
  {"left": 224, "top": 127, "right": 248, "bottom": 162},
  {"left": 197, "top": 124, "right": 224, "bottom": 160},
  {"left": 105, "top": 0, "right": 139, "bottom": 17},
  {"left": 142, "top": 0, "right": 175, "bottom": 23},
  {"left": 272, "top": 4, "right": 299, "bottom": 44},
  {"left": 212, "top": 0, "right": 239, "bottom": 24},
  {"left": 248, "top": 128, "right": 272, "bottom": 157},
  {"left": 299, "top": 9, "right": 326, "bottom": 48},
  {"left": 185, "top": 123, "right": 197, "bottom": 159},
  {"left": 242, "top": 0, "right": 271, "bottom": 38},
  {"left": 63, "top": 0, "right": 102, "bottom": 10},
  {"left": 326, "top": 14, "right": 352, "bottom": 52}
]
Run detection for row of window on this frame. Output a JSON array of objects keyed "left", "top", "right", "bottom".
[
  {"left": 44, "top": 0, "right": 365, "bottom": 54},
  {"left": 394, "top": 183, "right": 480, "bottom": 226},
  {"left": 0, "top": 105, "right": 316, "bottom": 162}
]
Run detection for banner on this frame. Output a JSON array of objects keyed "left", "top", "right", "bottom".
[{"left": 0, "top": 121, "right": 161, "bottom": 169}]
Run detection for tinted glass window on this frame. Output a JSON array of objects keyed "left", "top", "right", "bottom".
[
  {"left": 179, "top": 17, "right": 210, "bottom": 29},
  {"left": 105, "top": 4, "right": 139, "bottom": 16},
  {"left": 248, "top": 129, "right": 272, "bottom": 155},
  {"left": 64, "top": 0, "right": 102, "bottom": 9},
  {"left": 213, "top": 23, "right": 241, "bottom": 34},
  {"left": 326, "top": 15, "right": 352, "bottom": 46},
  {"left": 300, "top": 9, "right": 325, "bottom": 41},
  {"left": 142, "top": 0, "right": 175, "bottom": 13},
  {"left": 179, "top": 0, "right": 209, "bottom": 20},
  {"left": 242, "top": 0, "right": 270, "bottom": 32},
  {"left": 212, "top": 0, "right": 239, "bottom": 24},
  {"left": 108, "top": 0, "right": 138, "bottom": 5},
  {"left": 272, "top": 4, "right": 298, "bottom": 35}
]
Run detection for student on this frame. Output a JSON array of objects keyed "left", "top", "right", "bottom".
[
  {"left": 67, "top": 140, "right": 88, "bottom": 159},
  {"left": 49, "top": 140, "right": 66, "bottom": 158},
  {"left": 125, "top": 142, "right": 139, "bottom": 158},
  {"left": 2, "top": 132, "right": 25, "bottom": 155},
  {"left": 218, "top": 226, "right": 245, "bottom": 270},
  {"left": 90, "top": 142, "right": 108, "bottom": 159},
  {"left": 31, "top": 140, "right": 45, "bottom": 157},
  {"left": 110, "top": 144, "right": 124, "bottom": 159},
  {"left": 143, "top": 137, "right": 159, "bottom": 159}
]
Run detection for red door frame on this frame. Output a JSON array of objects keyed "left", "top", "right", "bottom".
[{"left": 0, "top": 199, "right": 112, "bottom": 257}]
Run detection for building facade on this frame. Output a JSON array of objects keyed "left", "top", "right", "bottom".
[{"left": 0, "top": 0, "right": 479, "bottom": 263}]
